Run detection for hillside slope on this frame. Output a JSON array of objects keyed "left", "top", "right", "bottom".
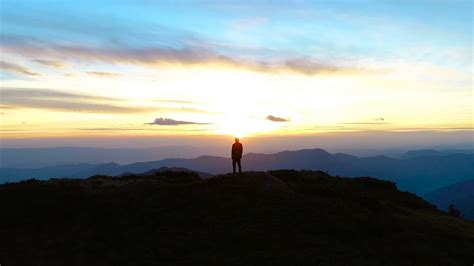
[
  {"left": 424, "top": 179, "right": 474, "bottom": 220},
  {"left": 1, "top": 170, "right": 473, "bottom": 265}
]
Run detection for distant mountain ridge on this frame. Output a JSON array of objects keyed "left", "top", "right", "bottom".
[
  {"left": 0, "top": 146, "right": 223, "bottom": 168},
  {"left": 401, "top": 149, "right": 474, "bottom": 159},
  {"left": 2, "top": 146, "right": 472, "bottom": 168},
  {"left": 424, "top": 179, "right": 474, "bottom": 220},
  {"left": 1, "top": 148, "right": 473, "bottom": 195}
]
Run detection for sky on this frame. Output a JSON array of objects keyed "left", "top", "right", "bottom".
[{"left": 0, "top": 0, "right": 472, "bottom": 149}]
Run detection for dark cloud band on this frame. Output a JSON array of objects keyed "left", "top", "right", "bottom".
[
  {"left": 147, "top": 117, "right": 211, "bottom": 126},
  {"left": 0, "top": 61, "right": 38, "bottom": 76},
  {"left": 267, "top": 115, "right": 289, "bottom": 122}
]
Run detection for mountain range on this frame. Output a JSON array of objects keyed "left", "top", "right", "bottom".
[
  {"left": 1, "top": 148, "right": 472, "bottom": 195},
  {"left": 0, "top": 146, "right": 223, "bottom": 168},
  {"left": 2, "top": 147, "right": 472, "bottom": 168}
]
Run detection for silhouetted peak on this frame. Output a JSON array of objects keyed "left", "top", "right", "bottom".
[
  {"left": 333, "top": 153, "right": 358, "bottom": 160},
  {"left": 295, "top": 148, "right": 332, "bottom": 157},
  {"left": 98, "top": 162, "right": 120, "bottom": 167},
  {"left": 273, "top": 148, "right": 332, "bottom": 158},
  {"left": 402, "top": 149, "right": 442, "bottom": 159}
]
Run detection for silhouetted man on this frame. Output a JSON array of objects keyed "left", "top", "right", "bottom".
[{"left": 232, "top": 138, "right": 243, "bottom": 173}]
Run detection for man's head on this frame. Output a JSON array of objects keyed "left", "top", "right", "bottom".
[{"left": 235, "top": 138, "right": 240, "bottom": 143}]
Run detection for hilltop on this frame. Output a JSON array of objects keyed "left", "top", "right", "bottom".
[{"left": 1, "top": 170, "right": 473, "bottom": 265}]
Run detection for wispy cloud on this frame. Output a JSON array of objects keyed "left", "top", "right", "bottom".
[
  {"left": 153, "top": 99, "right": 212, "bottom": 114},
  {"left": 283, "top": 58, "right": 355, "bottom": 75},
  {"left": 266, "top": 115, "right": 289, "bottom": 122},
  {"left": 155, "top": 99, "right": 196, "bottom": 104},
  {"left": 337, "top": 117, "right": 388, "bottom": 125},
  {"left": 0, "top": 61, "right": 38, "bottom": 76},
  {"left": 86, "top": 71, "right": 121, "bottom": 77},
  {"left": 2, "top": 34, "right": 375, "bottom": 76},
  {"left": 0, "top": 87, "right": 153, "bottom": 113},
  {"left": 32, "top": 59, "right": 63, "bottom": 68},
  {"left": 166, "top": 107, "right": 214, "bottom": 114},
  {"left": 0, "top": 105, "right": 16, "bottom": 110},
  {"left": 339, "top": 122, "right": 388, "bottom": 125},
  {"left": 74, "top": 127, "right": 150, "bottom": 131},
  {"left": 1, "top": 87, "right": 115, "bottom": 101},
  {"left": 146, "top": 117, "right": 211, "bottom": 126}
]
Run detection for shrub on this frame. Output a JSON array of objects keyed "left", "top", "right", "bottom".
[{"left": 448, "top": 204, "right": 462, "bottom": 218}]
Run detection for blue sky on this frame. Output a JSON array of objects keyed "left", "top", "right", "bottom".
[
  {"left": 2, "top": 0, "right": 471, "bottom": 63},
  {"left": 0, "top": 0, "right": 472, "bottom": 145}
]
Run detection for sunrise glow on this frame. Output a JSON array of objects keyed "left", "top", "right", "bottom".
[{"left": 0, "top": 1, "right": 472, "bottom": 141}]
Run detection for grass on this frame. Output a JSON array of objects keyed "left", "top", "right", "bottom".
[{"left": 1, "top": 170, "right": 473, "bottom": 265}]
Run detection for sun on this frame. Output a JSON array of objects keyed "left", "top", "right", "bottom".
[
  {"left": 231, "top": 128, "right": 250, "bottom": 139},
  {"left": 216, "top": 116, "right": 253, "bottom": 138},
  {"left": 215, "top": 114, "right": 282, "bottom": 137}
]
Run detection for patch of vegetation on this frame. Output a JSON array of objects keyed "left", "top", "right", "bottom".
[
  {"left": 448, "top": 204, "right": 462, "bottom": 218},
  {"left": 0, "top": 170, "right": 473, "bottom": 265}
]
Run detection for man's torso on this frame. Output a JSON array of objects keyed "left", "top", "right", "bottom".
[{"left": 232, "top": 143, "right": 243, "bottom": 159}]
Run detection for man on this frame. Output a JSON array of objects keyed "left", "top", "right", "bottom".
[{"left": 231, "top": 138, "right": 243, "bottom": 173}]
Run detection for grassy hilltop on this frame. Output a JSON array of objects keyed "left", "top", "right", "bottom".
[{"left": 1, "top": 170, "right": 473, "bottom": 265}]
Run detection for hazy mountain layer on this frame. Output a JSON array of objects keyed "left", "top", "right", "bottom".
[
  {"left": 424, "top": 179, "right": 474, "bottom": 220},
  {"left": 1, "top": 148, "right": 473, "bottom": 195}
]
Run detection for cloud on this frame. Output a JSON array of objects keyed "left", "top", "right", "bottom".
[
  {"left": 266, "top": 115, "right": 289, "bottom": 122},
  {"left": 0, "top": 87, "right": 153, "bottom": 113},
  {"left": 2, "top": 34, "right": 375, "bottom": 76},
  {"left": 0, "top": 105, "right": 16, "bottom": 109},
  {"left": 339, "top": 122, "right": 388, "bottom": 125},
  {"left": 283, "top": 58, "right": 351, "bottom": 75},
  {"left": 166, "top": 107, "right": 215, "bottom": 114},
  {"left": 86, "top": 71, "right": 121, "bottom": 77},
  {"left": 311, "top": 125, "right": 346, "bottom": 130},
  {"left": 74, "top": 127, "right": 144, "bottom": 131},
  {"left": 340, "top": 118, "right": 387, "bottom": 125},
  {"left": 74, "top": 127, "right": 212, "bottom": 133},
  {"left": 0, "top": 61, "right": 38, "bottom": 76},
  {"left": 1, "top": 87, "right": 115, "bottom": 101},
  {"left": 147, "top": 117, "right": 210, "bottom": 126},
  {"left": 152, "top": 99, "right": 214, "bottom": 114},
  {"left": 155, "top": 99, "right": 196, "bottom": 104},
  {"left": 32, "top": 59, "right": 63, "bottom": 68}
]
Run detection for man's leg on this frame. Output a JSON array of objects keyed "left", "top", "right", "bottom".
[
  {"left": 232, "top": 159, "right": 236, "bottom": 173},
  {"left": 237, "top": 158, "right": 242, "bottom": 173}
]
